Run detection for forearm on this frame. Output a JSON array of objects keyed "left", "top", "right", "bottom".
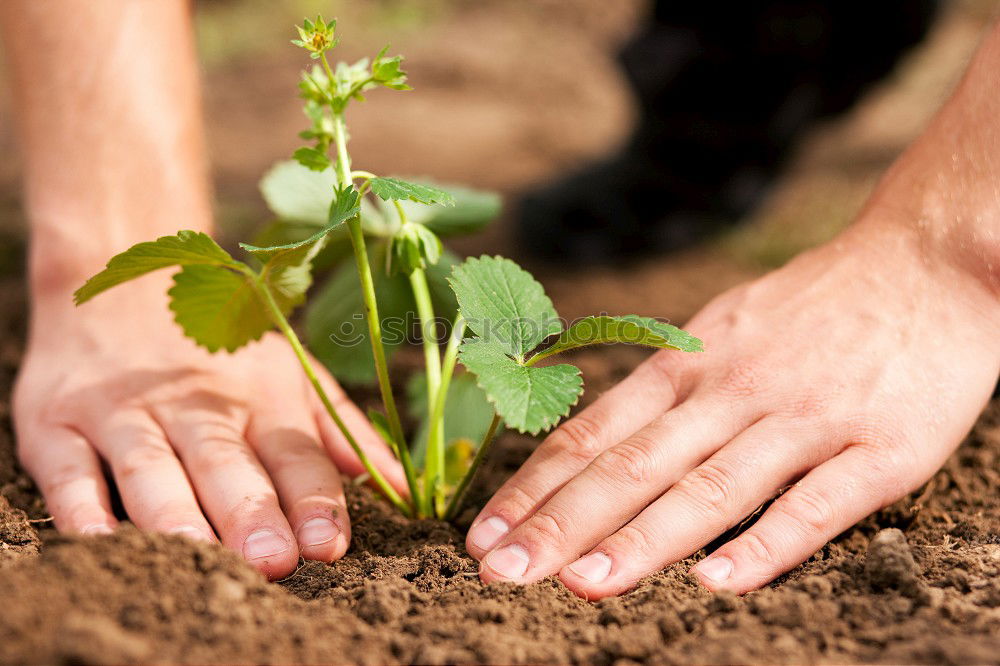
[
  {"left": 0, "top": 0, "right": 212, "bottom": 296},
  {"left": 859, "top": 20, "right": 1000, "bottom": 311}
]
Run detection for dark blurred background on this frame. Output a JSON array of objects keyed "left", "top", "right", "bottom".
[{"left": 0, "top": 0, "right": 997, "bottom": 325}]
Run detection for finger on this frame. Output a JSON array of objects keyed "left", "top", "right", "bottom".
[
  {"left": 90, "top": 410, "right": 216, "bottom": 542},
  {"left": 689, "top": 442, "right": 915, "bottom": 595},
  {"left": 158, "top": 407, "right": 298, "bottom": 579},
  {"left": 17, "top": 425, "right": 118, "bottom": 534},
  {"left": 311, "top": 366, "right": 409, "bottom": 496},
  {"left": 557, "top": 418, "right": 826, "bottom": 598},
  {"left": 467, "top": 352, "right": 686, "bottom": 558},
  {"left": 476, "top": 396, "right": 752, "bottom": 583},
  {"left": 247, "top": 404, "right": 350, "bottom": 563}
]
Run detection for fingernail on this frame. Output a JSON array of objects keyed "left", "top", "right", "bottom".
[
  {"left": 484, "top": 544, "right": 530, "bottom": 579},
  {"left": 695, "top": 556, "right": 733, "bottom": 583},
  {"left": 296, "top": 517, "right": 340, "bottom": 547},
  {"left": 567, "top": 552, "right": 612, "bottom": 583},
  {"left": 81, "top": 524, "right": 113, "bottom": 535},
  {"left": 469, "top": 516, "right": 509, "bottom": 551},
  {"left": 243, "top": 529, "right": 290, "bottom": 560},
  {"left": 168, "top": 526, "right": 214, "bottom": 543}
]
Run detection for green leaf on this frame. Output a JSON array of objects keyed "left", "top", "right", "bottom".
[
  {"left": 74, "top": 231, "right": 241, "bottom": 305},
  {"left": 371, "top": 46, "right": 411, "bottom": 91},
  {"left": 459, "top": 338, "right": 581, "bottom": 435},
  {"left": 370, "top": 177, "right": 456, "bottom": 206},
  {"left": 249, "top": 220, "right": 353, "bottom": 272},
  {"left": 449, "top": 255, "right": 562, "bottom": 360},
  {"left": 534, "top": 314, "right": 703, "bottom": 361},
  {"left": 406, "top": 371, "right": 495, "bottom": 466},
  {"left": 167, "top": 232, "right": 313, "bottom": 354},
  {"left": 377, "top": 184, "right": 500, "bottom": 237},
  {"left": 259, "top": 160, "right": 337, "bottom": 224},
  {"left": 292, "top": 146, "right": 332, "bottom": 172},
  {"left": 167, "top": 265, "right": 274, "bottom": 353},
  {"left": 240, "top": 185, "right": 360, "bottom": 264}
]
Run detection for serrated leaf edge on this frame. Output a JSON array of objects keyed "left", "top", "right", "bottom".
[
  {"left": 458, "top": 339, "right": 583, "bottom": 436},
  {"left": 447, "top": 254, "right": 563, "bottom": 359}
]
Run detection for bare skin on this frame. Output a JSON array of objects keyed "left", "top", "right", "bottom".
[
  {"left": 2, "top": 0, "right": 406, "bottom": 580},
  {"left": 466, "top": 24, "right": 1000, "bottom": 596}
]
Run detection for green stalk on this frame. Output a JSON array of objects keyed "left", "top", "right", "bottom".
[
  {"left": 409, "top": 266, "right": 442, "bottom": 517},
  {"left": 444, "top": 412, "right": 503, "bottom": 522},
  {"left": 251, "top": 270, "right": 410, "bottom": 516},
  {"left": 332, "top": 112, "right": 420, "bottom": 510},
  {"left": 424, "top": 314, "right": 465, "bottom": 517}
]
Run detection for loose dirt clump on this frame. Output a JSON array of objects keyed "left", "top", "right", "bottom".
[
  {"left": 0, "top": 496, "right": 39, "bottom": 566},
  {"left": 865, "top": 527, "right": 924, "bottom": 597}
]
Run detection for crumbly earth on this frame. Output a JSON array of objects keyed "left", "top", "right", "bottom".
[{"left": 1, "top": 259, "right": 999, "bottom": 664}]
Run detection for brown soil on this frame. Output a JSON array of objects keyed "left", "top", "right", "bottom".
[
  {"left": 2, "top": 271, "right": 999, "bottom": 664},
  {"left": 1, "top": 395, "right": 999, "bottom": 665}
]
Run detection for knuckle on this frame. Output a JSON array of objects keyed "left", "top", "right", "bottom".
[
  {"left": 115, "top": 441, "right": 175, "bottom": 481},
  {"left": 672, "top": 459, "right": 738, "bottom": 514},
  {"left": 545, "top": 413, "right": 607, "bottom": 463},
  {"left": 844, "top": 411, "right": 907, "bottom": 451},
  {"left": 594, "top": 437, "right": 658, "bottom": 486},
  {"left": 189, "top": 439, "right": 251, "bottom": 472},
  {"left": 847, "top": 442, "right": 910, "bottom": 504},
  {"left": 42, "top": 463, "right": 88, "bottom": 497},
  {"left": 783, "top": 392, "right": 830, "bottom": 421},
  {"left": 737, "top": 530, "right": 784, "bottom": 568},
  {"left": 773, "top": 484, "right": 838, "bottom": 538},
  {"left": 224, "top": 492, "right": 280, "bottom": 524},
  {"left": 149, "top": 503, "right": 206, "bottom": 526},
  {"left": 646, "top": 349, "right": 690, "bottom": 386},
  {"left": 268, "top": 435, "right": 324, "bottom": 467},
  {"left": 714, "top": 361, "right": 765, "bottom": 398},
  {"left": 488, "top": 483, "right": 541, "bottom": 524},
  {"left": 608, "top": 522, "right": 658, "bottom": 560},
  {"left": 521, "top": 507, "right": 573, "bottom": 547}
]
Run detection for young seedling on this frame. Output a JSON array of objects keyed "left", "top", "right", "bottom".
[{"left": 74, "top": 18, "right": 704, "bottom": 522}]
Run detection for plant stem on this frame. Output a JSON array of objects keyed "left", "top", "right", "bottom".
[
  {"left": 332, "top": 112, "right": 420, "bottom": 511},
  {"left": 332, "top": 112, "right": 353, "bottom": 184},
  {"left": 444, "top": 412, "right": 503, "bottom": 522},
  {"left": 409, "top": 267, "right": 443, "bottom": 516},
  {"left": 425, "top": 314, "right": 465, "bottom": 518},
  {"left": 251, "top": 270, "right": 411, "bottom": 515}
]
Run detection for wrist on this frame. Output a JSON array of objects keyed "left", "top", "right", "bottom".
[
  {"left": 846, "top": 192, "right": 1000, "bottom": 339},
  {"left": 27, "top": 206, "right": 213, "bottom": 300}
]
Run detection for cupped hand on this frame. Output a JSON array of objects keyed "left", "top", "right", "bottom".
[
  {"left": 465, "top": 221, "right": 999, "bottom": 598},
  {"left": 13, "top": 276, "right": 406, "bottom": 580}
]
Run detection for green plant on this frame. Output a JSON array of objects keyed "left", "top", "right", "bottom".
[{"left": 74, "top": 17, "right": 703, "bottom": 521}]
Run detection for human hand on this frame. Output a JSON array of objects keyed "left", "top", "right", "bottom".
[
  {"left": 13, "top": 276, "right": 406, "bottom": 580},
  {"left": 465, "top": 221, "right": 999, "bottom": 598}
]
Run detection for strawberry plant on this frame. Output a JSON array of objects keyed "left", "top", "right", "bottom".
[{"left": 74, "top": 17, "right": 703, "bottom": 520}]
